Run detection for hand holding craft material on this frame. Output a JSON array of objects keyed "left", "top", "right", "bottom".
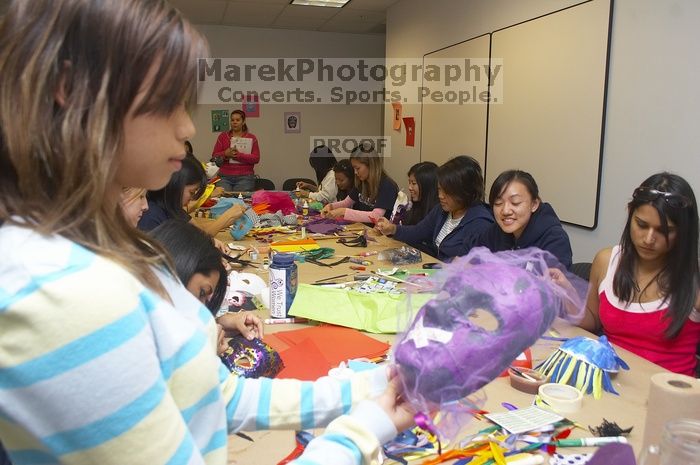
[
  {"left": 220, "top": 336, "right": 284, "bottom": 378},
  {"left": 393, "top": 247, "right": 587, "bottom": 438}
]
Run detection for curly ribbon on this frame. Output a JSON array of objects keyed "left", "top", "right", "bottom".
[{"left": 414, "top": 412, "right": 442, "bottom": 456}]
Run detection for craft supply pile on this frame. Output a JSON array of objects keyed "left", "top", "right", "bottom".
[{"left": 202, "top": 192, "right": 645, "bottom": 465}]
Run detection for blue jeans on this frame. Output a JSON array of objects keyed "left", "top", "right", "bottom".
[
  {"left": 0, "top": 441, "right": 12, "bottom": 465},
  {"left": 217, "top": 174, "right": 255, "bottom": 192}
]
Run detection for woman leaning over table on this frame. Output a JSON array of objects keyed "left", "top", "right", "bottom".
[
  {"left": 138, "top": 155, "right": 246, "bottom": 238},
  {"left": 375, "top": 156, "right": 493, "bottom": 261},
  {"left": 0, "top": 1, "right": 411, "bottom": 464},
  {"left": 295, "top": 145, "right": 339, "bottom": 203},
  {"left": 553, "top": 172, "right": 700, "bottom": 375},
  {"left": 211, "top": 109, "right": 260, "bottom": 192},
  {"left": 321, "top": 143, "right": 399, "bottom": 223}
]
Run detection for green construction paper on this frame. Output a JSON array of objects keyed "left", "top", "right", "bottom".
[{"left": 289, "top": 284, "right": 433, "bottom": 333}]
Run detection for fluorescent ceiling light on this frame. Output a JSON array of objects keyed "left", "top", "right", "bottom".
[{"left": 290, "top": 0, "right": 350, "bottom": 7}]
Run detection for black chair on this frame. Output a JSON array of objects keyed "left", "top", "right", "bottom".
[
  {"left": 282, "top": 178, "right": 316, "bottom": 191},
  {"left": 571, "top": 262, "right": 592, "bottom": 281},
  {"left": 254, "top": 177, "right": 275, "bottom": 191}
]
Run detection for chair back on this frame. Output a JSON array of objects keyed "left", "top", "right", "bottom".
[
  {"left": 254, "top": 177, "right": 276, "bottom": 191},
  {"left": 571, "top": 262, "right": 592, "bottom": 281}
]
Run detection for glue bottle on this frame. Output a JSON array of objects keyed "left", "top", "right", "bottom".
[
  {"left": 269, "top": 253, "right": 298, "bottom": 318},
  {"left": 302, "top": 200, "right": 309, "bottom": 217}
]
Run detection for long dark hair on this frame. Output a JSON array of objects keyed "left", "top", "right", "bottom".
[
  {"left": 437, "top": 156, "right": 484, "bottom": 209},
  {"left": 230, "top": 109, "right": 248, "bottom": 133},
  {"left": 148, "top": 156, "right": 206, "bottom": 222},
  {"left": 405, "top": 161, "right": 438, "bottom": 225},
  {"left": 151, "top": 220, "right": 227, "bottom": 313},
  {"left": 614, "top": 172, "right": 699, "bottom": 338},
  {"left": 334, "top": 158, "right": 353, "bottom": 201},
  {"left": 309, "top": 145, "right": 338, "bottom": 184}
]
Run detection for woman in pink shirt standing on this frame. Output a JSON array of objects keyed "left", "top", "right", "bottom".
[
  {"left": 568, "top": 172, "right": 700, "bottom": 375},
  {"left": 211, "top": 109, "right": 260, "bottom": 192}
]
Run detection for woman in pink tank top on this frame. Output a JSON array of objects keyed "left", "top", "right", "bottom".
[{"left": 577, "top": 173, "right": 700, "bottom": 375}]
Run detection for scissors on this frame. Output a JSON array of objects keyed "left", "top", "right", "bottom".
[{"left": 222, "top": 252, "right": 258, "bottom": 268}]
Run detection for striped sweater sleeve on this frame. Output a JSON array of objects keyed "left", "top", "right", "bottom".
[
  {"left": 290, "top": 400, "right": 398, "bottom": 465},
  {"left": 220, "top": 365, "right": 388, "bottom": 432},
  {"left": 0, "top": 231, "right": 229, "bottom": 465}
]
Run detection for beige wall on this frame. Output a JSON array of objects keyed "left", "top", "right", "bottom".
[
  {"left": 385, "top": 0, "right": 700, "bottom": 262},
  {"left": 190, "top": 25, "right": 385, "bottom": 189}
]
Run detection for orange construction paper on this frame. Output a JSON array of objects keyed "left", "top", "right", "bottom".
[
  {"left": 273, "top": 325, "right": 390, "bottom": 367},
  {"left": 275, "top": 337, "right": 333, "bottom": 380},
  {"left": 262, "top": 333, "right": 292, "bottom": 353}
]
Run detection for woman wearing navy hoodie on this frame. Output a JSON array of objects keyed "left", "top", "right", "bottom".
[
  {"left": 477, "top": 170, "right": 573, "bottom": 269},
  {"left": 375, "top": 156, "right": 494, "bottom": 261}
]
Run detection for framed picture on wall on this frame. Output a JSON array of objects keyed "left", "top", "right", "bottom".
[
  {"left": 211, "top": 109, "right": 230, "bottom": 132},
  {"left": 242, "top": 93, "right": 260, "bottom": 117},
  {"left": 284, "top": 112, "right": 301, "bottom": 134}
]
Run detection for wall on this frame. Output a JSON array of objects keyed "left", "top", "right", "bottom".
[
  {"left": 190, "top": 25, "right": 385, "bottom": 189},
  {"left": 385, "top": 0, "right": 700, "bottom": 262}
]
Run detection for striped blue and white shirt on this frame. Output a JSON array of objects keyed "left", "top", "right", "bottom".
[{"left": 0, "top": 224, "right": 394, "bottom": 465}]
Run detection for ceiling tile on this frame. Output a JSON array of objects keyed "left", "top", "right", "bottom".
[
  {"left": 223, "top": 1, "right": 286, "bottom": 19},
  {"left": 170, "top": 0, "right": 390, "bottom": 34},
  {"left": 230, "top": 0, "right": 290, "bottom": 4},
  {"left": 278, "top": 4, "right": 341, "bottom": 19},
  {"left": 344, "top": 0, "right": 401, "bottom": 12},
  {"left": 222, "top": 15, "right": 277, "bottom": 27},
  {"left": 170, "top": 0, "right": 228, "bottom": 25},
  {"left": 319, "top": 20, "right": 381, "bottom": 33},
  {"left": 331, "top": 8, "right": 385, "bottom": 22}
]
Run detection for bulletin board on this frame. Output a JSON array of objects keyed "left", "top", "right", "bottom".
[
  {"left": 486, "top": 0, "right": 612, "bottom": 228},
  {"left": 420, "top": 34, "right": 490, "bottom": 169},
  {"left": 419, "top": 0, "right": 612, "bottom": 228}
]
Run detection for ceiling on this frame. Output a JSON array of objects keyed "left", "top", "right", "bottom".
[{"left": 169, "top": 0, "right": 400, "bottom": 34}]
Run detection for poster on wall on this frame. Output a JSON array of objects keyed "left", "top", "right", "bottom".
[
  {"left": 284, "top": 112, "right": 301, "bottom": 134},
  {"left": 392, "top": 102, "right": 402, "bottom": 130},
  {"left": 403, "top": 117, "right": 415, "bottom": 146},
  {"left": 243, "top": 94, "right": 260, "bottom": 117},
  {"left": 211, "top": 110, "right": 230, "bottom": 132}
]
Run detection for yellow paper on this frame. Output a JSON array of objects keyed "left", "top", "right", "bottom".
[{"left": 270, "top": 238, "right": 319, "bottom": 253}]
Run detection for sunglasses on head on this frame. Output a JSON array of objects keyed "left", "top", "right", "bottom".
[{"left": 633, "top": 187, "right": 692, "bottom": 208}]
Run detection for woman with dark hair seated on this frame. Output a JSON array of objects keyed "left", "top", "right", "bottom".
[
  {"left": 553, "top": 172, "right": 700, "bottom": 375},
  {"left": 400, "top": 161, "right": 439, "bottom": 226},
  {"left": 294, "top": 145, "right": 339, "bottom": 203},
  {"left": 151, "top": 220, "right": 263, "bottom": 354},
  {"left": 138, "top": 156, "right": 245, "bottom": 236},
  {"left": 476, "top": 169, "right": 572, "bottom": 269},
  {"left": 375, "top": 156, "right": 493, "bottom": 261},
  {"left": 333, "top": 158, "right": 354, "bottom": 202}
]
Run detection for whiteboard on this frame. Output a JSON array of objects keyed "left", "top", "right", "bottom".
[
  {"left": 420, "top": 34, "right": 490, "bottom": 169},
  {"left": 486, "top": 0, "right": 612, "bottom": 228}
]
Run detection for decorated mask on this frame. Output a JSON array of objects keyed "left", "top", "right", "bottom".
[
  {"left": 220, "top": 336, "right": 284, "bottom": 378},
  {"left": 394, "top": 247, "right": 586, "bottom": 437}
]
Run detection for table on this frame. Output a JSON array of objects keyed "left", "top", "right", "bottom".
[{"left": 212, "top": 225, "right": 662, "bottom": 464}]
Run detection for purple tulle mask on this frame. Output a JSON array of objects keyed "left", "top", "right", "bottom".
[{"left": 394, "top": 247, "right": 586, "bottom": 438}]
